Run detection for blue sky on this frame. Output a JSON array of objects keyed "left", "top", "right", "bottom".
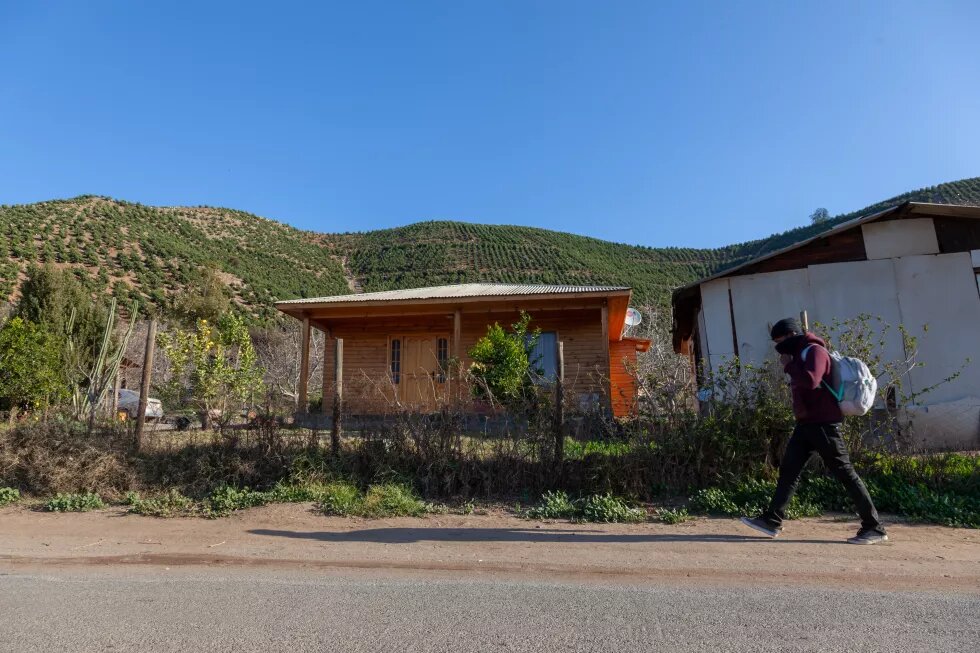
[{"left": 2, "top": 1, "right": 978, "bottom": 248}]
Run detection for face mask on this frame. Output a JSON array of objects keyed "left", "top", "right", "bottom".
[{"left": 774, "top": 334, "right": 802, "bottom": 355}]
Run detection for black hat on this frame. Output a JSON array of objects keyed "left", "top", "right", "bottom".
[{"left": 770, "top": 318, "right": 802, "bottom": 340}]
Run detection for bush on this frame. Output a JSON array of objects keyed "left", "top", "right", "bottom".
[
  {"left": 319, "top": 481, "right": 365, "bottom": 517},
  {"left": 525, "top": 491, "right": 646, "bottom": 523},
  {"left": 656, "top": 507, "right": 692, "bottom": 524},
  {"left": 688, "top": 479, "right": 820, "bottom": 519},
  {"left": 45, "top": 492, "right": 105, "bottom": 512},
  {"left": 361, "top": 484, "right": 431, "bottom": 518},
  {"left": 0, "top": 487, "right": 20, "bottom": 507},
  {"left": 524, "top": 491, "right": 578, "bottom": 520},
  {"left": 206, "top": 485, "right": 272, "bottom": 517},
  {"left": 128, "top": 489, "right": 196, "bottom": 517}
]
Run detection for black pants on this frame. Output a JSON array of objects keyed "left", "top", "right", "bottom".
[{"left": 762, "top": 422, "right": 884, "bottom": 533}]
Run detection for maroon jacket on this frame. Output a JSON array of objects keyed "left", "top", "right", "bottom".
[{"left": 776, "top": 332, "right": 842, "bottom": 424}]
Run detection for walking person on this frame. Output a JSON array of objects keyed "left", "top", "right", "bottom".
[{"left": 740, "top": 318, "right": 888, "bottom": 544}]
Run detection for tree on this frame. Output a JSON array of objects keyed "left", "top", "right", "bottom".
[
  {"left": 172, "top": 266, "right": 232, "bottom": 325},
  {"left": 0, "top": 317, "right": 66, "bottom": 420},
  {"left": 251, "top": 323, "right": 323, "bottom": 410},
  {"left": 157, "top": 314, "right": 263, "bottom": 428},
  {"left": 809, "top": 207, "right": 830, "bottom": 225},
  {"left": 468, "top": 312, "right": 539, "bottom": 409}
]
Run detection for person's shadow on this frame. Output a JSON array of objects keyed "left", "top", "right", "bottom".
[{"left": 247, "top": 527, "right": 842, "bottom": 545}]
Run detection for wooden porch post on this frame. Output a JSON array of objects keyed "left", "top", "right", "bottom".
[
  {"left": 331, "top": 338, "right": 343, "bottom": 456},
  {"left": 452, "top": 309, "right": 462, "bottom": 406},
  {"left": 553, "top": 340, "right": 565, "bottom": 470},
  {"left": 298, "top": 316, "right": 311, "bottom": 414},
  {"left": 453, "top": 309, "right": 461, "bottom": 359}
]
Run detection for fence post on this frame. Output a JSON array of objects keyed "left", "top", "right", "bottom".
[
  {"left": 135, "top": 319, "right": 157, "bottom": 451},
  {"left": 331, "top": 338, "right": 343, "bottom": 456},
  {"left": 553, "top": 340, "right": 565, "bottom": 469}
]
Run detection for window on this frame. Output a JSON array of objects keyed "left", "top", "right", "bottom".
[
  {"left": 390, "top": 338, "right": 401, "bottom": 384},
  {"left": 526, "top": 331, "right": 558, "bottom": 383},
  {"left": 436, "top": 337, "right": 449, "bottom": 383}
]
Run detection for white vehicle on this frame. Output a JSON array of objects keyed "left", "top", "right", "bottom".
[{"left": 116, "top": 389, "right": 163, "bottom": 420}]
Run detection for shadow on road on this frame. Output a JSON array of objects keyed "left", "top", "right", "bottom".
[{"left": 248, "top": 527, "right": 842, "bottom": 545}]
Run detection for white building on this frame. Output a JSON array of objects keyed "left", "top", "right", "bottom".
[{"left": 672, "top": 202, "right": 980, "bottom": 451}]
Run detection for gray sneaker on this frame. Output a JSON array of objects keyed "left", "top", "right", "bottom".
[
  {"left": 847, "top": 529, "right": 888, "bottom": 545},
  {"left": 740, "top": 516, "right": 781, "bottom": 538}
]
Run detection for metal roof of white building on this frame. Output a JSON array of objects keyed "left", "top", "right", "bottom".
[{"left": 276, "top": 283, "right": 630, "bottom": 306}]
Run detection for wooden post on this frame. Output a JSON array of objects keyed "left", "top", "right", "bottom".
[
  {"left": 452, "top": 309, "right": 461, "bottom": 406},
  {"left": 553, "top": 340, "right": 565, "bottom": 470},
  {"left": 111, "top": 370, "right": 122, "bottom": 420},
  {"left": 298, "top": 316, "right": 311, "bottom": 414},
  {"left": 321, "top": 332, "right": 331, "bottom": 415},
  {"left": 135, "top": 319, "right": 156, "bottom": 451},
  {"left": 800, "top": 310, "right": 809, "bottom": 332},
  {"left": 331, "top": 338, "right": 343, "bottom": 456}
]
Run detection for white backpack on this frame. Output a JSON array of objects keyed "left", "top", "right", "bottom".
[{"left": 801, "top": 345, "right": 877, "bottom": 416}]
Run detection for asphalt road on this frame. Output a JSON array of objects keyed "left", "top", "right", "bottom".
[{"left": 1, "top": 568, "right": 976, "bottom": 652}]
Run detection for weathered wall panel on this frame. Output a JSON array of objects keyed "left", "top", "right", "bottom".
[
  {"left": 894, "top": 253, "right": 980, "bottom": 405},
  {"left": 862, "top": 219, "right": 939, "bottom": 260},
  {"left": 699, "top": 279, "right": 734, "bottom": 374},
  {"left": 808, "top": 259, "right": 908, "bottom": 369},
  {"left": 729, "top": 269, "right": 812, "bottom": 367}
]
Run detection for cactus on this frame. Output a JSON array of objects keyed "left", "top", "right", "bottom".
[{"left": 67, "top": 299, "right": 138, "bottom": 425}]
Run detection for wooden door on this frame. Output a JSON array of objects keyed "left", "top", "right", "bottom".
[{"left": 397, "top": 336, "right": 448, "bottom": 410}]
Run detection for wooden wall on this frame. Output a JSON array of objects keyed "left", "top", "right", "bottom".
[
  {"left": 608, "top": 340, "right": 640, "bottom": 417},
  {"left": 317, "top": 308, "right": 610, "bottom": 414}
]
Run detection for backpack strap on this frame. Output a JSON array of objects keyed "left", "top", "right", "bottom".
[{"left": 798, "top": 344, "right": 844, "bottom": 401}]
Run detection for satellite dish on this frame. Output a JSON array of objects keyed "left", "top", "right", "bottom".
[{"left": 625, "top": 308, "right": 642, "bottom": 327}]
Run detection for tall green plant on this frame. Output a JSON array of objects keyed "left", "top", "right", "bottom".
[
  {"left": 467, "top": 312, "right": 539, "bottom": 410},
  {"left": 158, "top": 314, "right": 264, "bottom": 427},
  {"left": 0, "top": 317, "right": 65, "bottom": 420},
  {"left": 66, "top": 298, "right": 138, "bottom": 425}
]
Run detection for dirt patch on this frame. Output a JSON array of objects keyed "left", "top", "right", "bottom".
[{"left": 1, "top": 505, "right": 976, "bottom": 592}]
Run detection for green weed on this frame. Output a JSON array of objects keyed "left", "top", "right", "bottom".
[
  {"left": 656, "top": 507, "right": 693, "bottom": 524},
  {"left": 44, "top": 492, "right": 104, "bottom": 512},
  {"left": 206, "top": 485, "right": 271, "bottom": 517},
  {"left": 319, "top": 481, "right": 365, "bottom": 516},
  {"left": 524, "top": 491, "right": 577, "bottom": 520},
  {"left": 128, "top": 489, "right": 196, "bottom": 517},
  {"left": 525, "top": 491, "right": 645, "bottom": 523},
  {"left": 580, "top": 493, "right": 646, "bottom": 523},
  {"left": 0, "top": 487, "right": 20, "bottom": 507},
  {"left": 361, "top": 484, "right": 431, "bottom": 518}
]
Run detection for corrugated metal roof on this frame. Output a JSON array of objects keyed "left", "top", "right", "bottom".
[
  {"left": 673, "top": 201, "right": 980, "bottom": 296},
  {"left": 277, "top": 283, "right": 630, "bottom": 306}
]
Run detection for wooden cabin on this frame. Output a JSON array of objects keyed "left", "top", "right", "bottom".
[{"left": 275, "top": 284, "right": 650, "bottom": 419}]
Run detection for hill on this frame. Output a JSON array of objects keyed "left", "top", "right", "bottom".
[{"left": 1, "top": 177, "right": 979, "bottom": 320}]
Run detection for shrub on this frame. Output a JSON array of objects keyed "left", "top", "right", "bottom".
[
  {"left": 361, "top": 484, "right": 430, "bottom": 518},
  {"left": 129, "top": 489, "right": 196, "bottom": 517},
  {"left": 206, "top": 485, "right": 271, "bottom": 517},
  {"left": 45, "top": 492, "right": 105, "bottom": 512},
  {"left": 524, "top": 491, "right": 577, "bottom": 520},
  {"left": 319, "top": 481, "right": 364, "bottom": 516},
  {"left": 656, "top": 507, "right": 692, "bottom": 524},
  {"left": 0, "top": 487, "right": 20, "bottom": 507},
  {"left": 580, "top": 493, "right": 646, "bottom": 523},
  {"left": 525, "top": 491, "right": 645, "bottom": 523}
]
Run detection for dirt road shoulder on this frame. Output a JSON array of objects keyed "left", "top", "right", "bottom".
[{"left": 1, "top": 504, "right": 977, "bottom": 592}]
